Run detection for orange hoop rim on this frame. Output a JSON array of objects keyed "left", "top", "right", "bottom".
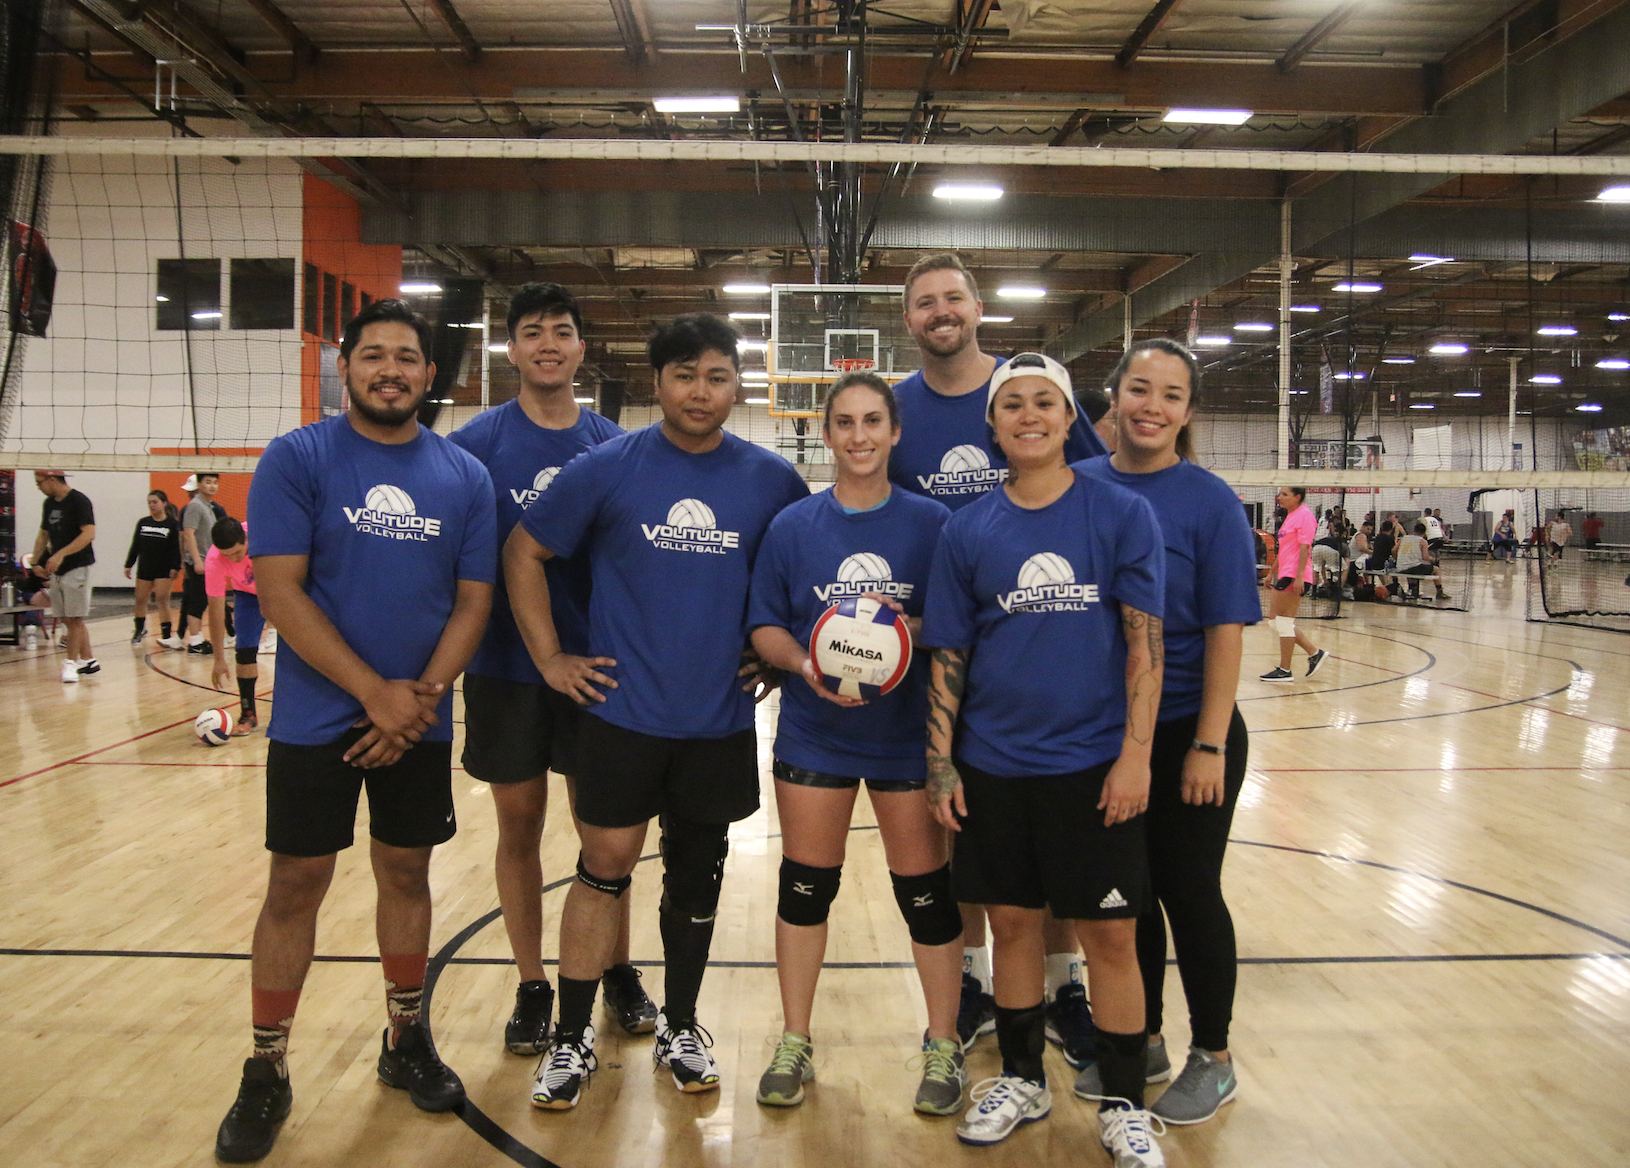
[{"left": 830, "top": 357, "right": 877, "bottom": 372}]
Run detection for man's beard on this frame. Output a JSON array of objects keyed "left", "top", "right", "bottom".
[
  {"left": 349, "top": 376, "right": 423, "bottom": 428},
  {"left": 915, "top": 317, "right": 973, "bottom": 358}
]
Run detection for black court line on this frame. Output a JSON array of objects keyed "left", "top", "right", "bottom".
[
  {"left": 144, "top": 650, "right": 273, "bottom": 704},
  {"left": 1238, "top": 632, "right": 1436, "bottom": 702},
  {"left": 1253, "top": 661, "right": 1580, "bottom": 733}
]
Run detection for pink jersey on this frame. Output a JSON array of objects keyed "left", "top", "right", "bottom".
[
  {"left": 1276, "top": 505, "right": 1316, "bottom": 583},
  {"left": 204, "top": 538, "right": 256, "bottom": 597}
]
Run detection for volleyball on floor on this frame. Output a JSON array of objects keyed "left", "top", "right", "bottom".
[
  {"left": 808, "top": 596, "right": 912, "bottom": 700},
  {"left": 195, "top": 707, "right": 235, "bottom": 746}
]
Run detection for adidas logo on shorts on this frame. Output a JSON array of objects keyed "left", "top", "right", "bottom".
[{"left": 1099, "top": 888, "right": 1128, "bottom": 910}]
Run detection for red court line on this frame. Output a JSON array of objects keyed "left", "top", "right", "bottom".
[
  {"left": 78, "top": 760, "right": 266, "bottom": 767},
  {"left": 0, "top": 714, "right": 201, "bottom": 790},
  {"left": 1250, "top": 766, "right": 1629, "bottom": 773}
]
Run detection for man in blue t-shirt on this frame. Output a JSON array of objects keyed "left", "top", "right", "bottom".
[
  {"left": 888, "top": 254, "right": 1104, "bottom": 1057},
  {"left": 216, "top": 300, "right": 496, "bottom": 1163},
  {"left": 448, "top": 283, "right": 656, "bottom": 1062},
  {"left": 508, "top": 313, "right": 809, "bottom": 1108}
]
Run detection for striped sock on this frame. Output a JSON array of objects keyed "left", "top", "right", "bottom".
[
  {"left": 381, "top": 951, "right": 428, "bottom": 1047},
  {"left": 251, "top": 987, "right": 301, "bottom": 1071}
]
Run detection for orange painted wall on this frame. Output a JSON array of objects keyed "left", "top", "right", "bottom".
[{"left": 148, "top": 452, "right": 255, "bottom": 522}]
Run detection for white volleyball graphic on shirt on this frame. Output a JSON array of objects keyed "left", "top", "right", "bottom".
[
  {"left": 1016, "top": 552, "right": 1075, "bottom": 590},
  {"left": 837, "top": 552, "right": 893, "bottom": 583},
  {"left": 365, "top": 484, "right": 416, "bottom": 515},
  {"left": 940, "top": 444, "right": 990, "bottom": 474},
  {"left": 666, "top": 498, "right": 717, "bottom": 531},
  {"left": 532, "top": 466, "right": 561, "bottom": 493}
]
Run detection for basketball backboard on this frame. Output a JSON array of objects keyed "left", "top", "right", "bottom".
[{"left": 765, "top": 284, "right": 911, "bottom": 418}]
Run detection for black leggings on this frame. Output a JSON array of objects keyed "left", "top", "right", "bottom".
[{"left": 1135, "top": 706, "right": 1248, "bottom": 1053}]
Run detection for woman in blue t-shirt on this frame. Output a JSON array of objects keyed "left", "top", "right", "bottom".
[
  {"left": 747, "top": 372, "right": 965, "bottom": 1117},
  {"left": 920, "top": 353, "right": 1167, "bottom": 1165},
  {"left": 1078, "top": 338, "right": 1261, "bottom": 1127}
]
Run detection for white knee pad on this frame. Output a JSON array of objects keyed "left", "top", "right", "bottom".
[{"left": 1274, "top": 615, "right": 1296, "bottom": 638}]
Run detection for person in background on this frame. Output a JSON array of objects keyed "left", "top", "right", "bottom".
[
  {"left": 1259, "top": 486, "right": 1327, "bottom": 683},
  {"left": 32, "top": 471, "right": 98, "bottom": 683},
  {"left": 125, "top": 489, "right": 183, "bottom": 648},
  {"left": 1491, "top": 510, "right": 1517, "bottom": 563},
  {"left": 1547, "top": 512, "right": 1572, "bottom": 562},
  {"left": 1394, "top": 521, "right": 1449, "bottom": 602},
  {"left": 206, "top": 518, "right": 266, "bottom": 736},
  {"left": 1077, "top": 386, "right": 1117, "bottom": 453},
  {"left": 181, "top": 471, "right": 222, "bottom": 655},
  {"left": 1582, "top": 511, "right": 1603, "bottom": 550}
]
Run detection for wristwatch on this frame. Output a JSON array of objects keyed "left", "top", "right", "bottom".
[{"left": 1190, "top": 739, "right": 1224, "bottom": 756}]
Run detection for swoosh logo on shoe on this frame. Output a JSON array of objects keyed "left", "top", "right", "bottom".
[{"left": 1218, "top": 1074, "right": 1235, "bottom": 1095}]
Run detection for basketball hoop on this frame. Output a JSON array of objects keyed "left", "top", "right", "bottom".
[{"left": 831, "top": 357, "right": 877, "bottom": 374}]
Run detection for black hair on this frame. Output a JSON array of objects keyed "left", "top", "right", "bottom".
[
  {"left": 823, "top": 371, "right": 899, "bottom": 431},
  {"left": 1104, "top": 337, "right": 1202, "bottom": 460},
  {"left": 1413, "top": 521, "right": 1427, "bottom": 535},
  {"left": 339, "top": 298, "right": 434, "bottom": 362},
  {"left": 211, "top": 516, "right": 247, "bottom": 550},
  {"left": 649, "top": 312, "right": 739, "bottom": 371},
  {"left": 148, "top": 488, "right": 179, "bottom": 521},
  {"left": 1074, "top": 386, "right": 1112, "bottom": 425},
  {"left": 506, "top": 282, "right": 583, "bottom": 339},
  {"left": 195, "top": 471, "right": 219, "bottom": 482},
  {"left": 1285, "top": 486, "right": 1307, "bottom": 502}
]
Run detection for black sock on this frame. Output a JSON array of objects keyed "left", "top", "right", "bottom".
[
  {"left": 658, "top": 907, "right": 715, "bottom": 1030},
  {"left": 161, "top": 622, "right": 172, "bottom": 638},
  {"left": 238, "top": 677, "right": 257, "bottom": 719},
  {"left": 133, "top": 616, "right": 145, "bottom": 635},
  {"left": 1095, "top": 1028, "right": 1149, "bottom": 1110},
  {"left": 225, "top": 607, "right": 235, "bottom": 636},
  {"left": 554, "top": 975, "right": 599, "bottom": 1044},
  {"left": 994, "top": 1002, "right": 1046, "bottom": 1083}
]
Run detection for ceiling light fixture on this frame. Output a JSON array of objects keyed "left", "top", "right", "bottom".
[
  {"left": 722, "top": 283, "right": 771, "bottom": 295},
  {"left": 1333, "top": 371, "right": 1365, "bottom": 380},
  {"left": 1597, "top": 358, "right": 1630, "bottom": 370},
  {"left": 997, "top": 286, "right": 1046, "bottom": 299},
  {"left": 1233, "top": 322, "right": 1275, "bottom": 332},
  {"left": 487, "top": 343, "right": 508, "bottom": 353},
  {"left": 933, "top": 183, "right": 1003, "bottom": 201},
  {"left": 980, "top": 315, "right": 1014, "bottom": 323},
  {"left": 191, "top": 310, "right": 222, "bottom": 320},
  {"left": 1536, "top": 325, "right": 1578, "bottom": 336},
  {"left": 1610, "top": 313, "right": 1629, "bottom": 322},
  {"left": 729, "top": 312, "right": 771, "bottom": 321},
  {"left": 1594, "top": 185, "right": 1630, "bottom": 203},
  {"left": 573, "top": 396, "right": 594, "bottom": 404},
  {"left": 1408, "top": 254, "right": 1454, "bottom": 269},
  {"left": 1454, "top": 391, "right": 1483, "bottom": 398},
  {"left": 1193, "top": 335, "right": 1232, "bottom": 346},
  {"left": 1382, "top": 357, "right": 1416, "bottom": 364},
  {"left": 744, "top": 397, "right": 772, "bottom": 405},
  {"left": 737, "top": 340, "right": 769, "bottom": 351},
  {"left": 1410, "top": 403, "right": 1436, "bottom": 409},
  {"left": 1576, "top": 403, "right": 1604, "bottom": 412},
  {"left": 1430, "top": 342, "right": 1469, "bottom": 355},
  {"left": 1530, "top": 374, "right": 1563, "bottom": 384},
  {"left": 1289, "top": 305, "right": 1320, "bottom": 313},
  {"left": 1164, "top": 108, "right": 1252, "bottom": 125},
  {"left": 1333, "top": 282, "right": 1383, "bottom": 293},
  {"left": 399, "top": 282, "right": 441, "bottom": 294},
  {"left": 653, "top": 96, "right": 740, "bottom": 113}
]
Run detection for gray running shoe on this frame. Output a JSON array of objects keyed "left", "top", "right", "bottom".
[
  {"left": 755, "top": 1032, "right": 814, "bottom": 1107},
  {"left": 1148, "top": 1046, "right": 1237, "bottom": 1125},
  {"left": 912, "top": 1037, "right": 967, "bottom": 1115},
  {"left": 1072, "top": 1039, "right": 1172, "bottom": 1100},
  {"left": 1259, "top": 666, "right": 1293, "bottom": 682}
]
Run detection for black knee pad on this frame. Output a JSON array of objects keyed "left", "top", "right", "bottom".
[
  {"left": 777, "top": 858, "right": 842, "bottom": 927},
  {"left": 658, "top": 815, "right": 730, "bottom": 923},
  {"left": 234, "top": 647, "right": 260, "bottom": 666},
  {"left": 890, "top": 864, "right": 962, "bottom": 946},
  {"left": 575, "top": 853, "right": 631, "bottom": 899}
]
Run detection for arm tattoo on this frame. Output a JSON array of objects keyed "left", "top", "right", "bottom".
[
  {"left": 1121, "top": 606, "right": 1162, "bottom": 747},
  {"left": 926, "top": 648, "right": 968, "bottom": 763},
  {"left": 926, "top": 754, "right": 962, "bottom": 804}
]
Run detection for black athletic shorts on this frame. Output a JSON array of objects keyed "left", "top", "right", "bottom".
[
  {"left": 1399, "top": 564, "right": 1433, "bottom": 576},
  {"left": 772, "top": 758, "right": 924, "bottom": 793},
  {"left": 573, "top": 714, "right": 758, "bottom": 829},
  {"left": 951, "top": 758, "right": 1149, "bottom": 920},
  {"left": 182, "top": 563, "right": 207, "bottom": 619},
  {"left": 133, "top": 560, "right": 176, "bottom": 583},
  {"left": 461, "top": 671, "right": 583, "bottom": 783},
  {"left": 265, "top": 728, "right": 455, "bottom": 857}
]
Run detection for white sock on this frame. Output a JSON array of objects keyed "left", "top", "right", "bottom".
[
  {"left": 188, "top": 633, "right": 203, "bottom": 645},
  {"left": 1044, "top": 952, "right": 1083, "bottom": 1002},
  {"left": 963, "top": 945, "right": 992, "bottom": 995}
]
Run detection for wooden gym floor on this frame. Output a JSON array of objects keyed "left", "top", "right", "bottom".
[{"left": 2, "top": 560, "right": 1627, "bottom": 1168}]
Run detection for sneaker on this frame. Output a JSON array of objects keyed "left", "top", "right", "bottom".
[
  {"left": 1043, "top": 983, "right": 1096, "bottom": 1070},
  {"left": 376, "top": 1022, "right": 465, "bottom": 1112},
  {"left": 224, "top": 634, "right": 236, "bottom": 649},
  {"left": 653, "top": 1013, "right": 719, "bottom": 1093},
  {"left": 1305, "top": 648, "right": 1328, "bottom": 678},
  {"left": 77, "top": 658, "right": 100, "bottom": 676},
  {"left": 530, "top": 1026, "right": 596, "bottom": 1110},
  {"left": 955, "top": 1075, "right": 1051, "bottom": 1146},
  {"left": 504, "top": 979, "right": 554, "bottom": 1055},
  {"left": 61, "top": 659, "right": 80, "bottom": 683},
  {"left": 131, "top": 629, "right": 145, "bottom": 644},
  {"left": 215, "top": 1057, "right": 293, "bottom": 1163},
  {"left": 1100, "top": 1104, "right": 1167, "bottom": 1168},
  {"left": 1258, "top": 666, "right": 1293, "bottom": 682},
  {"left": 955, "top": 972, "right": 996, "bottom": 1051},
  {"left": 1072, "top": 1039, "right": 1173, "bottom": 1099},
  {"left": 1149, "top": 1047, "right": 1236, "bottom": 1125},
  {"left": 259, "top": 631, "right": 277, "bottom": 654},
  {"left": 755, "top": 1032, "right": 814, "bottom": 1107},
  {"left": 230, "top": 712, "right": 259, "bottom": 737},
  {"left": 188, "top": 639, "right": 213, "bottom": 655},
  {"left": 912, "top": 1036, "right": 967, "bottom": 1115},
  {"left": 602, "top": 963, "right": 658, "bottom": 1035},
  {"left": 158, "top": 634, "right": 185, "bottom": 650}
]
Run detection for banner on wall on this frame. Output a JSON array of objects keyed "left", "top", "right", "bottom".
[
  {"left": 8, "top": 220, "right": 55, "bottom": 338},
  {"left": 1293, "top": 438, "right": 1384, "bottom": 494},
  {"left": 1573, "top": 427, "right": 1629, "bottom": 471}
]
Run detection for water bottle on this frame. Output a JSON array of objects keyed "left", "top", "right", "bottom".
[{"left": 0, "top": 580, "right": 14, "bottom": 608}]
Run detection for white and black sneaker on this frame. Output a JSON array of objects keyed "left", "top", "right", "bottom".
[
  {"left": 1306, "top": 648, "right": 1329, "bottom": 677},
  {"left": 531, "top": 1026, "right": 596, "bottom": 1110},
  {"left": 653, "top": 1012, "right": 720, "bottom": 1093},
  {"left": 1259, "top": 666, "right": 1293, "bottom": 682}
]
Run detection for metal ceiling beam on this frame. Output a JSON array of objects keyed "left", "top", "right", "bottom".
[
  {"left": 239, "top": 0, "right": 319, "bottom": 66},
  {"left": 944, "top": 0, "right": 996, "bottom": 74},
  {"left": 1116, "top": 0, "right": 1184, "bottom": 70},
  {"left": 1276, "top": 2, "right": 1362, "bottom": 74},
  {"left": 426, "top": 0, "right": 482, "bottom": 63},
  {"left": 606, "top": 0, "right": 651, "bottom": 65}
]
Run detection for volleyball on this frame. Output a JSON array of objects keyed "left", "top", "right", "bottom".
[
  {"left": 1374, "top": 583, "right": 1390, "bottom": 602},
  {"left": 195, "top": 708, "right": 235, "bottom": 746},
  {"left": 808, "top": 596, "right": 913, "bottom": 701},
  {"left": 939, "top": 444, "right": 988, "bottom": 474},
  {"left": 666, "top": 498, "right": 717, "bottom": 530},
  {"left": 836, "top": 552, "right": 892, "bottom": 584},
  {"left": 365, "top": 484, "right": 415, "bottom": 514},
  {"left": 532, "top": 466, "right": 560, "bottom": 492},
  {"left": 1017, "top": 552, "right": 1075, "bottom": 590}
]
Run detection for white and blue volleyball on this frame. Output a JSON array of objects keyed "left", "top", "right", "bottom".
[
  {"left": 808, "top": 596, "right": 912, "bottom": 700},
  {"left": 195, "top": 707, "right": 235, "bottom": 746}
]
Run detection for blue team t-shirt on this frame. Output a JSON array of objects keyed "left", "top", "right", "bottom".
[
  {"left": 247, "top": 414, "right": 497, "bottom": 746},
  {"left": 748, "top": 488, "right": 951, "bottom": 781},
  {"left": 449, "top": 399, "right": 624, "bottom": 682},
  {"left": 522, "top": 424, "right": 810, "bottom": 739},
  {"left": 889, "top": 363, "right": 1108, "bottom": 511},
  {"left": 1075, "top": 457, "right": 1261, "bottom": 721},
  {"left": 920, "top": 471, "right": 1165, "bottom": 776}
]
